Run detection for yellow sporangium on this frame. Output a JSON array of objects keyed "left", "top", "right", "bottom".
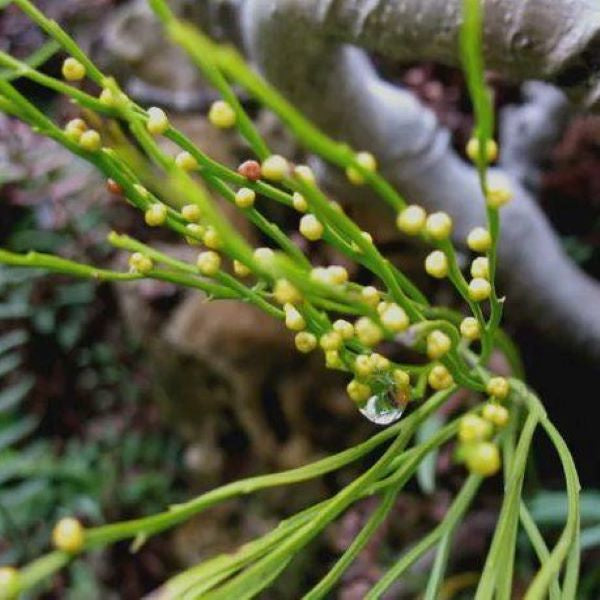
[
  {"left": 458, "top": 414, "right": 492, "bottom": 443},
  {"left": 295, "top": 331, "right": 317, "bottom": 353},
  {"left": 426, "top": 329, "right": 452, "bottom": 359},
  {"left": 327, "top": 265, "right": 349, "bottom": 285},
  {"left": 235, "top": 187, "right": 256, "bottom": 208},
  {"left": 354, "top": 354, "right": 374, "bottom": 378},
  {"left": 425, "top": 250, "right": 449, "bottom": 278},
  {"left": 299, "top": 214, "right": 324, "bottom": 241},
  {"left": 196, "top": 251, "right": 221, "bottom": 276},
  {"left": 361, "top": 286, "right": 380, "bottom": 307},
  {"left": 459, "top": 316, "right": 480, "bottom": 341},
  {"left": 468, "top": 277, "right": 491, "bottom": 301},
  {"left": 128, "top": 252, "right": 153, "bottom": 274},
  {"left": 347, "top": 379, "right": 371, "bottom": 404},
  {"left": 396, "top": 204, "right": 427, "bottom": 236},
  {"left": 425, "top": 211, "right": 453, "bottom": 241},
  {"left": 233, "top": 259, "right": 251, "bottom": 278},
  {"left": 144, "top": 203, "right": 167, "bottom": 227},
  {"left": 261, "top": 155, "right": 289, "bottom": 181},
  {"left": 52, "top": 517, "right": 85, "bottom": 553},
  {"left": 292, "top": 192, "right": 308, "bottom": 213},
  {"left": 62, "top": 57, "right": 85, "bottom": 81},
  {"left": 486, "top": 376, "right": 510, "bottom": 399},
  {"left": 181, "top": 204, "right": 201, "bottom": 222},
  {"left": 319, "top": 331, "right": 342, "bottom": 351},
  {"left": 346, "top": 151, "right": 377, "bottom": 185},
  {"left": 208, "top": 100, "right": 237, "bottom": 128},
  {"left": 428, "top": 364, "right": 454, "bottom": 390},
  {"left": 380, "top": 303, "right": 409, "bottom": 333},
  {"left": 64, "top": 118, "right": 87, "bottom": 142},
  {"left": 354, "top": 317, "right": 383, "bottom": 347},
  {"left": 294, "top": 164, "right": 316, "bottom": 184},
  {"left": 466, "top": 137, "right": 498, "bottom": 163},
  {"left": 203, "top": 227, "right": 222, "bottom": 250},
  {"left": 486, "top": 172, "right": 513, "bottom": 208},
  {"left": 333, "top": 319, "right": 355, "bottom": 340},
  {"left": 467, "top": 227, "right": 492, "bottom": 253},
  {"left": 253, "top": 247, "right": 275, "bottom": 264},
  {"left": 470, "top": 256, "right": 490, "bottom": 280},
  {"left": 465, "top": 441, "right": 501, "bottom": 477},
  {"left": 285, "top": 304, "right": 306, "bottom": 331},
  {"left": 146, "top": 107, "right": 169, "bottom": 135},
  {"left": 273, "top": 279, "right": 301, "bottom": 305},
  {"left": 482, "top": 403, "right": 510, "bottom": 427},
  {"left": 78, "top": 129, "right": 101, "bottom": 152},
  {"left": 175, "top": 151, "right": 198, "bottom": 172}
]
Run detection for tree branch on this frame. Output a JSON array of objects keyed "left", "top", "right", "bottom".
[{"left": 241, "top": 0, "right": 600, "bottom": 360}]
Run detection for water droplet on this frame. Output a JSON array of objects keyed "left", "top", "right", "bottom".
[{"left": 359, "top": 385, "right": 409, "bottom": 426}]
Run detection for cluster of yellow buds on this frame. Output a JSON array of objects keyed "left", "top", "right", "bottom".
[{"left": 457, "top": 376, "right": 511, "bottom": 477}]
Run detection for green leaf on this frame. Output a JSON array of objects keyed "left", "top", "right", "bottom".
[
  {"left": 0, "top": 376, "right": 34, "bottom": 411},
  {"left": 0, "top": 415, "right": 38, "bottom": 451},
  {"left": 0, "top": 352, "right": 22, "bottom": 378},
  {"left": 0, "top": 329, "right": 28, "bottom": 354},
  {"left": 416, "top": 413, "right": 444, "bottom": 494}
]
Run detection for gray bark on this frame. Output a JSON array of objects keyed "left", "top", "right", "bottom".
[{"left": 242, "top": 0, "right": 600, "bottom": 360}]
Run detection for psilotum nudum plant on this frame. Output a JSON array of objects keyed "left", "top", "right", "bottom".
[{"left": 0, "top": 0, "right": 581, "bottom": 598}]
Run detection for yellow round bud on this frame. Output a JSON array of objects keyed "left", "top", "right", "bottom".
[
  {"left": 253, "top": 247, "right": 275, "bottom": 264},
  {"left": 196, "top": 251, "right": 221, "bottom": 276},
  {"left": 355, "top": 317, "right": 383, "bottom": 347},
  {"left": 460, "top": 317, "right": 480, "bottom": 341},
  {"left": 380, "top": 303, "right": 409, "bottom": 333},
  {"left": 347, "top": 379, "right": 372, "bottom": 404},
  {"left": 470, "top": 256, "right": 490, "bottom": 280},
  {"left": 370, "top": 352, "right": 390, "bottom": 371},
  {"left": 361, "top": 286, "right": 380, "bottom": 307},
  {"left": 354, "top": 354, "right": 374, "bottom": 378},
  {"left": 468, "top": 278, "right": 491, "bottom": 301},
  {"left": 128, "top": 252, "right": 153, "bottom": 274},
  {"left": 146, "top": 106, "right": 169, "bottom": 135},
  {"left": 62, "top": 57, "right": 86, "bottom": 81},
  {"left": 52, "top": 517, "right": 85, "bottom": 553},
  {"left": 294, "top": 164, "right": 316, "bottom": 184},
  {"left": 175, "top": 151, "right": 198, "bottom": 171},
  {"left": 285, "top": 303, "right": 306, "bottom": 331},
  {"left": 361, "top": 231, "right": 373, "bottom": 244},
  {"left": 325, "top": 350, "right": 343, "bottom": 369},
  {"left": 466, "top": 137, "right": 498, "bottom": 163},
  {"left": 425, "top": 211, "right": 453, "bottom": 241},
  {"left": 467, "top": 227, "right": 492, "bottom": 253},
  {"left": 0, "top": 566, "right": 19, "bottom": 598},
  {"left": 459, "top": 414, "right": 492, "bottom": 443},
  {"left": 208, "top": 100, "right": 236, "bottom": 128},
  {"left": 396, "top": 204, "right": 427, "bottom": 236},
  {"left": 99, "top": 88, "right": 115, "bottom": 106},
  {"left": 181, "top": 204, "right": 201, "bottom": 222},
  {"left": 144, "top": 203, "right": 167, "bottom": 227},
  {"left": 292, "top": 192, "right": 308, "bottom": 213},
  {"left": 393, "top": 368, "right": 410, "bottom": 388},
  {"left": 273, "top": 279, "right": 301, "bottom": 305},
  {"left": 320, "top": 331, "right": 343, "bottom": 351},
  {"left": 310, "top": 267, "right": 331, "bottom": 285},
  {"left": 203, "top": 227, "right": 222, "bottom": 250},
  {"left": 427, "top": 329, "right": 452, "bottom": 360},
  {"left": 333, "top": 319, "right": 354, "bottom": 340},
  {"left": 428, "top": 364, "right": 454, "bottom": 390},
  {"left": 64, "top": 118, "right": 87, "bottom": 141},
  {"left": 185, "top": 223, "right": 205, "bottom": 245},
  {"left": 327, "top": 265, "right": 349, "bottom": 285},
  {"left": 79, "top": 129, "right": 101, "bottom": 152},
  {"left": 235, "top": 187, "right": 256, "bottom": 208},
  {"left": 346, "top": 151, "right": 377, "bottom": 185},
  {"left": 233, "top": 259, "right": 251, "bottom": 277},
  {"left": 482, "top": 403, "right": 510, "bottom": 427},
  {"left": 425, "top": 250, "right": 449, "bottom": 278},
  {"left": 299, "top": 214, "right": 324, "bottom": 241},
  {"left": 486, "top": 376, "right": 510, "bottom": 400},
  {"left": 261, "top": 154, "right": 289, "bottom": 181},
  {"left": 486, "top": 172, "right": 513, "bottom": 208},
  {"left": 465, "top": 441, "right": 501, "bottom": 477},
  {"left": 295, "top": 331, "right": 317, "bottom": 353}
]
